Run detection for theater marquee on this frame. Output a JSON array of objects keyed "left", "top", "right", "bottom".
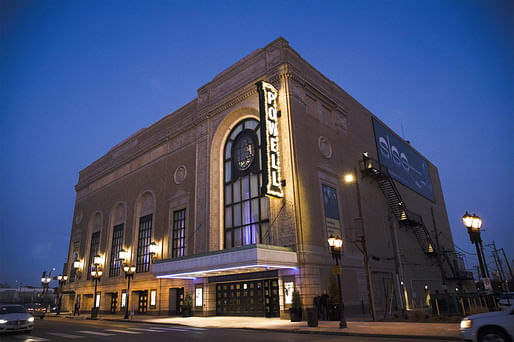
[{"left": 257, "top": 81, "right": 283, "bottom": 198}]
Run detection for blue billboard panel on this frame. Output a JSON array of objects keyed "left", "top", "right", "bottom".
[{"left": 372, "top": 118, "right": 434, "bottom": 201}]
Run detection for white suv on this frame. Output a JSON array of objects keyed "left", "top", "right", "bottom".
[{"left": 460, "top": 306, "right": 514, "bottom": 342}]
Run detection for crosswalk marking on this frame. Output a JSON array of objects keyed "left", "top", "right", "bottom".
[
  {"left": 77, "top": 330, "right": 115, "bottom": 336},
  {"left": 48, "top": 332, "right": 84, "bottom": 339},
  {"left": 105, "top": 329, "right": 142, "bottom": 334},
  {"left": 129, "top": 327, "right": 168, "bottom": 332},
  {"left": 13, "top": 336, "right": 50, "bottom": 341}
]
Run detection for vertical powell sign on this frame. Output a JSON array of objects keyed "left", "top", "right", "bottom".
[{"left": 257, "top": 81, "right": 283, "bottom": 198}]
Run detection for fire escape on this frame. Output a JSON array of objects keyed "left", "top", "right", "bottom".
[{"left": 360, "top": 156, "right": 437, "bottom": 256}]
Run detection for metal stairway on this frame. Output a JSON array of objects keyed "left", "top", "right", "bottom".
[{"left": 360, "top": 157, "right": 436, "bottom": 255}]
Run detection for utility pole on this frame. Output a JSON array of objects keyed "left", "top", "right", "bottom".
[
  {"left": 489, "top": 241, "right": 507, "bottom": 291},
  {"left": 500, "top": 248, "right": 514, "bottom": 284}
]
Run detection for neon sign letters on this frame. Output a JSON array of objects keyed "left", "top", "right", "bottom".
[{"left": 257, "top": 81, "right": 283, "bottom": 198}]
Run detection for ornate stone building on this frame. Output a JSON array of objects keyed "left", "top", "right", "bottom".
[{"left": 62, "top": 38, "right": 463, "bottom": 318}]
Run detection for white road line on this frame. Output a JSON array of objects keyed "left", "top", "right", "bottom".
[
  {"left": 48, "top": 332, "right": 84, "bottom": 339},
  {"left": 77, "top": 330, "right": 115, "bottom": 336},
  {"left": 150, "top": 327, "right": 190, "bottom": 332},
  {"left": 13, "top": 336, "right": 51, "bottom": 341},
  {"left": 105, "top": 329, "right": 142, "bottom": 334},
  {"left": 128, "top": 327, "right": 167, "bottom": 332}
]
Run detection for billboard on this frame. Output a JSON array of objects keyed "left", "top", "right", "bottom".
[
  {"left": 322, "top": 184, "right": 342, "bottom": 238},
  {"left": 372, "top": 118, "right": 434, "bottom": 201}
]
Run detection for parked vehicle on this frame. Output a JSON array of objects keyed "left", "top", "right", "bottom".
[
  {"left": 23, "top": 303, "right": 46, "bottom": 319},
  {"left": 460, "top": 305, "right": 514, "bottom": 342},
  {"left": 498, "top": 292, "right": 514, "bottom": 310},
  {"left": 0, "top": 304, "right": 34, "bottom": 334}
]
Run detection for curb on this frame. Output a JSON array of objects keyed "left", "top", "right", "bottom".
[{"left": 101, "top": 317, "right": 461, "bottom": 340}]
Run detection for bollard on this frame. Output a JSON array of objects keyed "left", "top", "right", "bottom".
[
  {"left": 435, "top": 299, "right": 440, "bottom": 317},
  {"left": 460, "top": 298, "right": 466, "bottom": 316}
]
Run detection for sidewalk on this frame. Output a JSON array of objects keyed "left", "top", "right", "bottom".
[{"left": 52, "top": 313, "right": 461, "bottom": 340}]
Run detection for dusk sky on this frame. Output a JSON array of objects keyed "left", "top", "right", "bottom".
[{"left": 1, "top": 0, "right": 512, "bottom": 288}]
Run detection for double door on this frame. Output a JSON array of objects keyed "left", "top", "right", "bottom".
[{"left": 216, "top": 278, "right": 279, "bottom": 317}]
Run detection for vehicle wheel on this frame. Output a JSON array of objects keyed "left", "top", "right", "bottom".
[
  {"left": 25, "top": 329, "right": 33, "bottom": 334},
  {"left": 479, "top": 327, "right": 511, "bottom": 342}
]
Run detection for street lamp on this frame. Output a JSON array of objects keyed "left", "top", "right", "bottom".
[
  {"left": 344, "top": 169, "right": 377, "bottom": 321},
  {"left": 118, "top": 249, "right": 136, "bottom": 319},
  {"left": 41, "top": 272, "right": 51, "bottom": 299},
  {"left": 327, "top": 235, "right": 347, "bottom": 329},
  {"left": 462, "top": 212, "right": 489, "bottom": 279},
  {"left": 90, "top": 256, "right": 103, "bottom": 319},
  {"left": 56, "top": 275, "right": 68, "bottom": 315}
]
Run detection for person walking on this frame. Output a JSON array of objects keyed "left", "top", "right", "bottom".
[{"left": 73, "top": 300, "right": 80, "bottom": 316}]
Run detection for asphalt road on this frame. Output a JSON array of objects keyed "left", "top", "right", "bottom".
[{"left": 0, "top": 318, "right": 448, "bottom": 342}]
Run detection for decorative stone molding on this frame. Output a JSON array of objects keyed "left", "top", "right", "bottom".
[
  {"left": 318, "top": 136, "right": 332, "bottom": 159},
  {"left": 75, "top": 211, "right": 83, "bottom": 224},
  {"left": 174, "top": 165, "right": 187, "bottom": 185}
]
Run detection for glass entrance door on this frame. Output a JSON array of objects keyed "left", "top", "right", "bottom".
[
  {"left": 110, "top": 293, "right": 118, "bottom": 314},
  {"left": 216, "top": 278, "right": 278, "bottom": 317},
  {"left": 138, "top": 291, "right": 148, "bottom": 313}
]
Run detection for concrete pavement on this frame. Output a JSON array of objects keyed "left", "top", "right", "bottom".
[{"left": 52, "top": 313, "right": 461, "bottom": 340}]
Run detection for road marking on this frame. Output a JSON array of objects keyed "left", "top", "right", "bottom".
[
  {"left": 129, "top": 327, "right": 167, "bottom": 332},
  {"left": 13, "top": 336, "right": 51, "bottom": 341},
  {"left": 150, "top": 327, "right": 190, "bottom": 332},
  {"left": 77, "top": 330, "right": 115, "bottom": 336},
  {"left": 105, "top": 329, "right": 142, "bottom": 334},
  {"left": 48, "top": 333, "right": 84, "bottom": 338},
  {"left": 48, "top": 332, "right": 84, "bottom": 339}
]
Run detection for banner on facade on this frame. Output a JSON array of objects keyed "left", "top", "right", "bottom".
[
  {"left": 322, "top": 184, "right": 342, "bottom": 238},
  {"left": 372, "top": 118, "right": 434, "bottom": 201}
]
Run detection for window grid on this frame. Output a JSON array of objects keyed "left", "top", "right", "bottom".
[
  {"left": 109, "top": 224, "right": 124, "bottom": 277},
  {"left": 136, "top": 214, "right": 152, "bottom": 273},
  {"left": 224, "top": 119, "right": 269, "bottom": 249},
  {"left": 172, "top": 209, "right": 186, "bottom": 258},
  {"left": 87, "top": 231, "right": 100, "bottom": 280}
]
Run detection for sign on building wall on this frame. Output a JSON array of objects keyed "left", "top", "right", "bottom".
[
  {"left": 372, "top": 118, "right": 434, "bottom": 201},
  {"left": 322, "top": 184, "right": 342, "bottom": 238},
  {"left": 257, "top": 81, "right": 284, "bottom": 198}
]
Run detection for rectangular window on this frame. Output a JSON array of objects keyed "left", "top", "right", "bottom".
[
  {"left": 95, "top": 294, "right": 101, "bottom": 308},
  {"left": 150, "top": 289, "right": 157, "bottom": 308},
  {"left": 87, "top": 232, "right": 100, "bottom": 280},
  {"left": 136, "top": 214, "right": 152, "bottom": 273},
  {"left": 69, "top": 241, "right": 80, "bottom": 282},
  {"left": 172, "top": 209, "right": 186, "bottom": 258},
  {"left": 109, "top": 224, "right": 124, "bottom": 277}
]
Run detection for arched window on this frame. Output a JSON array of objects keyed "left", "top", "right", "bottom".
[{"left": 224, "top": 118, "right": 269, "bottom": 248}]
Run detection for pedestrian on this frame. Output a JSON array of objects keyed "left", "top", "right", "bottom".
[
  {"left": 320, "top": 291, "right": 329, "bottom": 320},
  {"left": 73, "top": 300, "right": 80, "bottom": 316},
  {"left": 313, "top": 296, "right": 321, "bottom": 319}
]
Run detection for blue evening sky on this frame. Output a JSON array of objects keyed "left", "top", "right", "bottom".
[{"left": 1, "top": 0, "right": 512, "bottom": 287}]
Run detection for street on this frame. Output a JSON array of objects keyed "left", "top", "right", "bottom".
[{"left": 0, "top": 317, "right": 450, "bottom": 342}]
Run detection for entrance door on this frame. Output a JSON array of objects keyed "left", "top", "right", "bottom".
[
  {"left": 110, "top": 293, "right": 118, "bottom": 314},
  {"left": 138, "top": 291, "right": 148, "bottom": 313},
  {"left": 168, "top": 288, "right": 184, "bottom": 315},
  {"left": 216, "top": 278, "right": 278, "bottom": 317}
]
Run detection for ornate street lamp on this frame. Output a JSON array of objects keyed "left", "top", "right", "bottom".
[
  {"left": 327, "top": 235, "right": 347, "bottom": 329},
  {"left": 462, "top": 212, "right": 489, "bottom": 278},
  {"left": 118, "top": 249, "right": 136, "bottom": 319},
  {"left": 90, "top": 256, "right": 103, "bottom": 319},
  {"left": 56, "top": 275, "right": 68, "bottom": 315}
]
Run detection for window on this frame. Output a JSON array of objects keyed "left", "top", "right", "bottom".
[
  {"left": 172, "top": 209, "right": 186, "bottom": 257},
  {"left": 87, "top": 232, "right": 100, "bottom": 280},
  {"left": 109, "top": 224, "right": 124, "bottom": 277},
  {"left": 224, "top": 118, "right": 269, "bottom": 249},
  {"left": 136, "top": 214, "right": 152, "bottom": 273},
  {"left": 69, "top": 241, "right": 80, "bottom": 282}
]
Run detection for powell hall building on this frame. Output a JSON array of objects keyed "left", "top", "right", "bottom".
[{"left": 62, "top": 38, "right": 464, "bottom": 318}]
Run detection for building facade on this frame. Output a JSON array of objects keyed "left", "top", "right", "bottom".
[{"left": 62, "top": 38, "right": 464, "bottom": 318}]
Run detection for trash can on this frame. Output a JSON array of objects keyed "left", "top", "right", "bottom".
[{"left": 307, "top": 308, "right": 318, "bottom": 327}]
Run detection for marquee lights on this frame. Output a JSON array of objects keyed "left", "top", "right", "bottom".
[
  {"left": 257, "top": 81, "right": 284, "bottom": 198},
  {"left": 156, "top": 264, "right": 297, "bottom": 279}
]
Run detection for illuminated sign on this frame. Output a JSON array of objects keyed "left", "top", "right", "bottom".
[
  {"left": 195, "top": 288, "right": 203, "bottom": 307},
  {"left": 257, "top": 81, "right": 283, "bottom": 198},
  {"left": 372, "top": 118, "right": 434, "bottom": 201}
]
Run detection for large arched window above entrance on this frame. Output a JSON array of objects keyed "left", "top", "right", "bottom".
[{"left": 224, "top": 118, "right": 269, "bottom": 249}]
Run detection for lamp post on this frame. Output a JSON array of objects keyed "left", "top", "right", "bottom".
[
  {"left": 119, "top": 249, "right": 136, "bottom": 319},
  {"left": 41, "top": 272, "right": 51, "bottom": 307},
  {"left": 462, "top": 212, "right": 489, "bottom": 279},
  {"left": 344, "top": 170, "right": 376, "bottom": 321},
  {"left": 327, "top": 235, "right": 347, "bottom": 329},
  {"left": 56, "top": 275, "right": 68, "bottom": 315},
  {"left": 90, "top": 255, "right": 103, "bottom": 319}
]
